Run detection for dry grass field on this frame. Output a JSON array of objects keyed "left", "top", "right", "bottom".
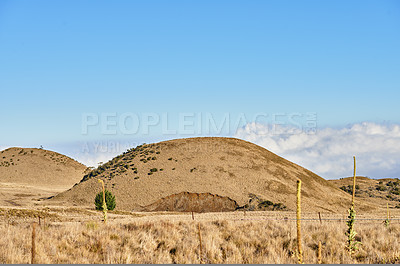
[{"left": 1, "top": 207, "right": 400, "bottom": 264}]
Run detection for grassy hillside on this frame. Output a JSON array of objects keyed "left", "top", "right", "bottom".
[
  {"left": 0, "top": 147, "right": 88, "bottom": 207},
  {"left": 52, "top": 137, "right": 364, "bottom": 213},
  {"left": 0, "top": 147, "right": 87, "bottom": 188},
  {"left": 329, "top": 176, "right": 400, "bottom": 209}
]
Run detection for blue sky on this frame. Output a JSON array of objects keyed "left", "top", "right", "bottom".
[{"left": 1, "top": 1, "right": 399, "bottom": 177}]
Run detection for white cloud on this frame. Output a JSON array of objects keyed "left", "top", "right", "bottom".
[
  {"left": 71, "top": 142, "right": 130, "bottom": 167},
  {"left": 74, "top": 152, "right": 119, "bottom": 168},
  {"left": 234, "top": 122, "right": 400, "bottom": 179}
]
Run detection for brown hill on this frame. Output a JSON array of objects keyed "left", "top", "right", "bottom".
[
  {"left": 329, "top": 176, "right": 400, "bottom": 209},
  {"left": 52, "top": 137, "right": 371, "bottom": 213},
  {"left": 0, "top": 147, "right": 87, "bottom": 189}
]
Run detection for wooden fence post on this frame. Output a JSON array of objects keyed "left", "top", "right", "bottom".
[
  {"left": 198, "top": 223, "right": 203, "bottom": 264},
  {"left": 31, "top": 222, "right": 37, "bottom": 264},
  {"left": 297, "top": 179, "right": 303, "bottom": 264}
]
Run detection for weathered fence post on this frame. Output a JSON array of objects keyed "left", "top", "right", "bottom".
[
  {"left": 297, "top": 179, "right": 303, "bottom": 264},
  {"left": 198, "top": 223, "right": 203, "bottom": 264},
  {"left": 31, "top": 222, "right": 37, "bottom": 264}
]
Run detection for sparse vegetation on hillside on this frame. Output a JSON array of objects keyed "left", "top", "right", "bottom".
[
  {"left": 331, "top": 176, "right": 400, "bottom": 210},
  {"left": 240, "top": 193, "right": 286, "bottom": 211},
  {"left": 340, "top": 185, "right": 360, "bottom": 195},
  {"left": 81, "top": 143, "right": 162, "bottom": 182}
]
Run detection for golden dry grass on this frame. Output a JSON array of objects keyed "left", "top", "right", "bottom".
[{"left": 1, "top": 209, "right": 400, "bottom": 264}]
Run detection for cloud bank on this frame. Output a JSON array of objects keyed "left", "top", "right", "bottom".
[
  {"left": 66, "top": 140, "right": 139, "bottom": 168},
  {"left": 2, "top": 122, "right": 399, "bottom": 180},
  {"left": 234, "top": 122, "right": 400, "bottom": 179}
]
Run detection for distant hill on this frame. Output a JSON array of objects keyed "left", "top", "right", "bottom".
[
  {"left": 0, "top": 147, "right": 87, "bottom": 189},
  {"left": 329, "top": 176, "right": 400, "bottom": 209},
  {"left": 52, "top": 137, "right": 365, "bottom": 213}
]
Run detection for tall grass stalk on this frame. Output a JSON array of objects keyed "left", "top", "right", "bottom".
[
  {"left": 345, "top": 156, "right": 360, "bottom": 254},
  {"left": 317, "top": 241, "right": 322, "bottom": 264},
  {"left": 384, "top": 202, "right": 390, "bottom": 228}
]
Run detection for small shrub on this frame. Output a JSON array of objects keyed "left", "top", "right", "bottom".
[
  {"left": 259, "top": 200, "right": 274, "bottom": 207},
  {"left": 273, "top": 203, "right": 286, "bottom": 210},
  {"left": 376, "top": 185, "right": 387, "bottom": 191},
  {"left": 95, "top": 190, "right": 116, "bottom": 211}
]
